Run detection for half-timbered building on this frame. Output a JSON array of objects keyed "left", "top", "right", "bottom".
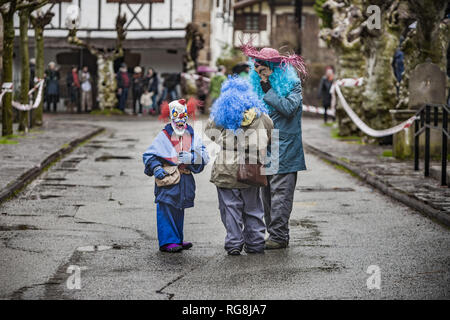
[{"left": 13, "top": 0, "right": 194, "bottom": 76}]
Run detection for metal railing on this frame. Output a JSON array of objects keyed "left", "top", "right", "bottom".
[{"left": 414, "top": 103, "right": 449, "bottom": 186}]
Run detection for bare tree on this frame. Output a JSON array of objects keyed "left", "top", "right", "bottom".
[
  {"left": 30, "top": 5, "right": 54, "bottom": 126},
  {"left": 397, "top": 0, "right": 449, "bottom": 109},
  {"left": 67, "top": 14, "right": 127, "bottom": 110},
  {"left": 359, "top": 0, "right": 411, "bottom": 131},
  {"left": 18, "top": 0, "right": 48, "bottom": 132},
  {"left": 319, "top": 0, "right": 366, "bottom": 136}
]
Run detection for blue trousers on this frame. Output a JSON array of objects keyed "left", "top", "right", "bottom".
[
  {"left": 157, "top": 203, "right": 185, "bottom": 247},
  {"left": 118, "top": 87, "right": 129, "bottom": 111}
]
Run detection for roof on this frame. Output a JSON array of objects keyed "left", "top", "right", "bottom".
[
  {"left": 234, "top": 0, "right": 315, "bottom": 9},
  {"left": 233, "top": 0, "right": 262, "bottom": 10}
]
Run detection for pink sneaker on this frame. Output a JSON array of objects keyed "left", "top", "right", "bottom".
[
  {"left": 181, "top": 242, "right": 193, "bottom": 250},
  {"left": 159, "top": 243, "right": 183, "bottom": 253}
]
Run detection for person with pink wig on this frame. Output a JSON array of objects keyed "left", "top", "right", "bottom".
[{"left": 242, "top": 43, "right": 307, "bottom": 250}]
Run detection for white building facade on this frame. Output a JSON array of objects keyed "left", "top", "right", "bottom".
[
  {"left": 209, "top": 0, "right": 234, "bottom": 67},
  {"left": 14, "top": 0, "right": 194, "bottom": 74}
]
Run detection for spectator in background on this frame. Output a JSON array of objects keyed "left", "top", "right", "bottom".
[
  {"left": 317, "top": 66, "right": 334, "bottom": 123},
  {"left": 67, "top": 65, "right": 81, "bottom": 113},
  {"left": 143, "top": 67, "right": 159, "bottom": 114},
  {"left": 160, "top": 73, "right": 180, "bottom": 105},
  {"left": 392, "top": 36, "right": 405, "bottom": 97},
  {"left": 132, "top": 66, "right": 144, "bottom": 115},
  {"left": 80, "top": 66, "right": 93, "bottom": 112},
  {"left": 195, "top": 71, "right": 210, "bottom": 114},
  {"left": 232, "top": 63, "right": 250, "bottom": 78},
  {"left": 29, "top": 58, "right": 36, "bottom": 90},
  {"left": 117, "top": 63, "right": 130, "bottom": 112},
  {"left": 209, "top": 65, "right": 227, "bottom": 104},
  {"left": 45, "top": 62, "right": 60, "bottom": 113},
  {"left": 140, "top": 88, "right": 154, "bottom": 115}
]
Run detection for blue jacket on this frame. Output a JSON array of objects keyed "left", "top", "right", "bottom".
[
  {"left": 263, "top": 83, "right": 306, "bottom": 174},
  {"left": 142, "top": 124, "right": 208, "bottom": 209}
]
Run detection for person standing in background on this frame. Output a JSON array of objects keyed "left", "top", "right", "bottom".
[
  {"left": 317, "top": 66, "right": 334, "bottom": 123},
  {"left": 132, "top": 66, "right": 144, "bottom": 115},
  {"left": 209, "top": 65, "right": 227, "bottom": 104},
  {"left": 80, "top": 66, "right": 93, "bottom": 113},
  {"left": 160, "top": 73, "right": 180, "bottom": 105},
  {"left": 29, "top": 58, "right": 36, "bottom": 90},
  {"left": 392, "top": 37, "right": 405, "bottom": 97},
  {"left": 117, "top": 63, "right": 130, "bottom": 112},
  {"left": 195, "top": 71, "right": 210, "bottom": 114},
  {"left": 67, "top": 65, "right": 81, "bottom": 113},
  {"left": 140, "top": 88, "right": 154, "bottom": 115},
  {"left": 143, "top": 67, "right": 159, "bottom": 114},
  {"left": 45, "top": 62, "right": 60, "bottom": 113}
]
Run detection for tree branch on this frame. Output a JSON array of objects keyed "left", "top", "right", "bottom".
[{"left": 16, "top": 0, "right": 48, "bottom": 11}]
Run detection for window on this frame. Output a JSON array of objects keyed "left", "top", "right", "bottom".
[
  {"left": 106, "top": 0, "right": 164, "bottom": 3},
  {"left": 235, "top": 14, "right": 266, "bottom": 31},
  {"left": 245, "top": 15, "right": 259, "bottom": 31}
]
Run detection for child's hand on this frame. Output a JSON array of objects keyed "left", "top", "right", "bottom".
[
  {"left": 154, "top": 166, "right": 168, "bottom": 179},
  {"left": 178, "top": 151, "right": 193, "bottom": 164}
]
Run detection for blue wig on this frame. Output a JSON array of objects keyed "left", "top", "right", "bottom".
[
  {"left": 249, "top": 60, "right": 301, "bottom": 112},
  {"left": 210, "top": 76, "right": 267, "bottom": 131}
]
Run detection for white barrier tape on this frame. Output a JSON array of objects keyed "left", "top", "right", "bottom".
[
  {"left": 2, "top": 82, "right": 13, "bottom": 91},
  {"left": 336, "top": 78, "right": 364, "bottom": 87},
  {"left": 0, "top": 83, "right": 13, "bottom": 106},
  {"left": 11, "top": 80, "right": 45, "bottom": 111},
  {"left": 333, "top": 79, "right": 417, "bottom": 138},
  {"left": 181, "top": 72, "right": 211, "bottom": 83},
  {"left": 303, "top": 105, "right": 336, "bottom": 117},
  {"left": 0, "top": 91, "right": 7, "bottom": 105}
]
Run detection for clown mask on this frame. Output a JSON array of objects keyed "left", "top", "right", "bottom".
[{"left": 169, "top": 99, "right": 189, "bottom": 136}]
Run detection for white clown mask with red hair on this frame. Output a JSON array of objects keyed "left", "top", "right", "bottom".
[{"left": 169, "top": 99, "right": 189, "bottom": 136}]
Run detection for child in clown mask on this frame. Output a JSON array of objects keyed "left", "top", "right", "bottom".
[{"left": 143, "top": 99, "right": 209, "bottom": 253}]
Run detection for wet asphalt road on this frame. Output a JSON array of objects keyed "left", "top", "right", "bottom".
[{"left": 0, "top": 118, "right": 449, "bottom": 300}]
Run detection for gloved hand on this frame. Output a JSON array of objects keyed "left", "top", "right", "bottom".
[
  {"left": 178, "top": 151, "right": 193, "bottom": 164},
  {"left": 260, "top": 80, "right": 272, "bottom": 93},
  {"left": 153, "top": 166, "right": 167, "bottom": 179}
]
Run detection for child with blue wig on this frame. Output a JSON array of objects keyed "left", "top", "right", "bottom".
[{"left": 206, "top": 76, "right": 273, "bottom": 255}]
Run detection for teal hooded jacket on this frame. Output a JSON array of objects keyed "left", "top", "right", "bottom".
[{"left": 263, "top": 82, "right": 306, "bottom": 175}]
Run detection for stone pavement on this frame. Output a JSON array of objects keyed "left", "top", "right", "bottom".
[
  {"left": 0, "top": 118, "right": 103, "bottom": 203},
  {"left": 1, "top": 117, "right": 448, "bottom": 300},
  {"left": 302, "top": 117, "right": 450, "bottom": 227}
]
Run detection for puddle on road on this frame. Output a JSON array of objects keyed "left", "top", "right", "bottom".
[
  {"left": 43, "top": 177, "right": 67, "bottom": 181},
  {"left": 296, "top": 186, "right": 355, "bottom": 192},
  {"left": 27, "top": 194, "right": 63, "bottom": 200},
  {"left": 0, "top": 224, "right": 40, "bottom": 231},
  {"left": 39, "top": 183, "right": 112, "bottom": 189},
  {"left": 95, "top": 155, "right": 134, "bottom": 162},
  {"left": 120, "top": 138, "right": 139, "bottom": 142},
  {"left": 76, "top": 245, "right": 113, "bottom": 252},
  {"left": 76, "top": 244, "right": 124, "bottom": 252}
]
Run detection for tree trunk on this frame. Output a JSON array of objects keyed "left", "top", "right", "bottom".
[
  {"left": 360, "top": 0, "right": 409, "bottom": 131},
  {"left": 320, "top": 0, "right": 367, "bottom": 136},
  {"left": 0, "top": 14, "right": 4, "bottom": 84},
  {"left": 33, "top": 26, "right": 45, "bottom": 126},
  {"left": 335, "top": 44, "right": 366, "bottom": 136},
  {"left": 18, "top": 10, "right": 30, "bottom": 132},
  {"left": 1, "top": 12, "right": 15, "bottom": 137},
  {"left": 97, "top": 57, "right": 118, "bottom": 110},
  {"left": 397, "top": 0, "right": 449, "bottom": 109}
]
